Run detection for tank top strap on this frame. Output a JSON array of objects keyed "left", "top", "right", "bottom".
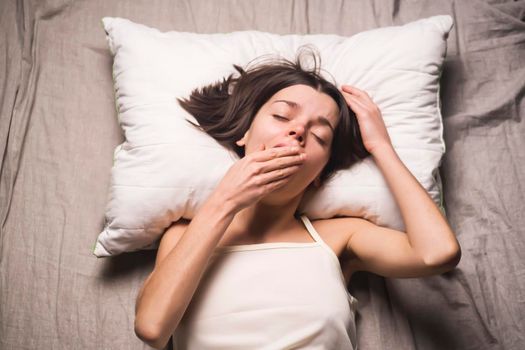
[{"left": 299, "top": 215, "right": 326, "bottom": 244}]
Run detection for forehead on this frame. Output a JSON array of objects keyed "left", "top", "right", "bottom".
[{"left": 268, "top": 84, "right": 339, "bottom": 122}]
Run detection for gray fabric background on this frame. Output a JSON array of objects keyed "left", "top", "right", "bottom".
[{"left": 1, "top": 0, "right": 524, "bottom": 349}]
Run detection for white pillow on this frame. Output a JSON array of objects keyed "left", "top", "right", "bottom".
[{"left": 93, "top": 15, "right": 453, "bottom": 258}]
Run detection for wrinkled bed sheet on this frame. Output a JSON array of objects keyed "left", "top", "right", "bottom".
[{"left": 1, "top": 0, "right": 524, "bottom": 349}]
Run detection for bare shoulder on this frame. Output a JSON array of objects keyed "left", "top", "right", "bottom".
[
  {"left": 308, "top": 216, "right": 367, "bottom": 282},
  {"left": 308, "top": 216, "right": 365, "bottom": 260},
  {"left": 309, "top": 215, "right": 365, "bottom": 239}
]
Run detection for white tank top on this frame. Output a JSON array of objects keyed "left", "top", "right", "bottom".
[{"left": 173, "top": 215, "right": 359, "bottom": 350}]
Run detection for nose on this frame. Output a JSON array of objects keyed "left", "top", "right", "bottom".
[{"left": 288, "top": 124, "right": 306, "bottom": 146}]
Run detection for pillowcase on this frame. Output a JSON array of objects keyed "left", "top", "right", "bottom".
[{"left": 93, "top": 15, "right": 453, "bottom": 258}]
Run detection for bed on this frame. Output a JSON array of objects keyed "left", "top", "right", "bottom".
[{"left": 1, "top": 0, "right": 523, "bottom": 349}]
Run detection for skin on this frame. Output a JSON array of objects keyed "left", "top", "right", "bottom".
[
  {"left": 219, "top": 84, "right": 339, "bottom": 247},
  {"left": 134, "top": 83, "right": 462, "bottom": 349}
]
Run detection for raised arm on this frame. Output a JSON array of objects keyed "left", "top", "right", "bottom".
[
  {"left": 339, "top": 85, "right": 460, "bottom": 277},
  {"left": 369, "top": 144, "right": 460, "bottom": 265}
]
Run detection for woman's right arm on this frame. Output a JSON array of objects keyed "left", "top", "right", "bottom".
[
  {"left": 134, "top": 193, "right": 236, "bottom": 349},
  {"left": 134, "top": 144, "right": 305, "bottom": 349}
]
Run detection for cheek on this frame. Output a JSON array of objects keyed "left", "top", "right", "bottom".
[
  {"left": 302, "top": 151, "right": 329, "bottom": 174},
  {"left": 247, "top": 123, "right": 282, "bottom": 148}
]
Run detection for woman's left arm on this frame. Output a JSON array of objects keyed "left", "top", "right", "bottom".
[{"left": 341, "top": 85, "right": 461, "bottom": 268}]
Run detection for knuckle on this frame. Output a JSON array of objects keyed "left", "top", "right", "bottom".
[
  {"left": 250, "top": 163, "right": 262, "bottom": 175},
  {"left": 273, "top": 179, "right": 285, "bottom": 187}
]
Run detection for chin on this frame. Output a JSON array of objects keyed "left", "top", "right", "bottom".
[{"left": 259, "top": 183, "right": 307, "bottom": 205}]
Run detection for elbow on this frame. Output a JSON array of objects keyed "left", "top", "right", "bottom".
[
  {"left": 135, "top": 297, "right": 183, "bottom": 349},
  {"left": 135, "top": 319, "right": 167, "bottom": 350},
  {"left": 423, "top": 243, "right": 462, "bottom": 270}
]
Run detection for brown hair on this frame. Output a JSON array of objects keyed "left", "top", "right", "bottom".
[{"left": 177, "top": 47, "right": 370, "bottom": 185}]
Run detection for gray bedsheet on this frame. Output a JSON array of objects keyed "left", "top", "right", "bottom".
[{"left": 1, "top": 0, "right": 524, "bottom": 349}]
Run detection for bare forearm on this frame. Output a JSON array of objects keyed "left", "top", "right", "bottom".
[
  {"left": 371, "top": 145, "right": 460, "bottom": 265},
  {"left": 135, "top": 194, "right": 236, "bottom": 347}
]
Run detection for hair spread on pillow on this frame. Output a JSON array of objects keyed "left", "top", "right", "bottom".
[{"left": 177, "top": 45, "right": 370, "bottom": 185}]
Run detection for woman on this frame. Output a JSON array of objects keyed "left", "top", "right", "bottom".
[{"left": 134, "top": 49, "right": 461, "bottom": 350}]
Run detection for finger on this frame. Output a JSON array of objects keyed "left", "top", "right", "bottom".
[
  {"left": 261, "top": 154, "right": 305, "bottom": 175},
  {"left": 257, "top": 176, "right": 292, "bottom": 197},
  {"left": 346, "top": 93, "right": 368, "bottom": 109},
  {"left": 342, "top": 85, "right": 373, "bottom": 101},
  {"left": 342, "top": 92, "right": 368, "bottom": 113},
  {"left": 251, "top": 145, "right": 301, "bottom": 162},
  {"left": 341, "top": 85, "right": 364, "bottom": 95},
  {"left": 259, "top": 165, "right": 300, "bottom": 185},
  {"left": 265, "top": 176, "right": 293, "bottom": 192}
]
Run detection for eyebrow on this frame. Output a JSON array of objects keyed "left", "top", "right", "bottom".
[{"left": 273, "top": 99, "right": 335, "bottom": 134}]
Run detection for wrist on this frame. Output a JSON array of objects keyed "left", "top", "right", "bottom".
[
  {"left": 203, "top": 190, "right": 238, "bottom": 218},
  {"left": 370, "top": 143, "right": 396, "bottom": 159}
]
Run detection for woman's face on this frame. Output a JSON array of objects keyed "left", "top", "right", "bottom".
[{"left": 236, "top": 84, "right": 340, "bottom": 201}]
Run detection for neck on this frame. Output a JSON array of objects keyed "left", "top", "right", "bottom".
[{"left": 230, "top": 192, "right": 304, "bottom": 238}]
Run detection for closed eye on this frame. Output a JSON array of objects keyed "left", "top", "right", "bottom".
[
  {"left": 272, "top": 115, "right": 327, "bottom": 146},
  {"left": 314, "top": 135, "right": 327, "bottom": 146}
]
